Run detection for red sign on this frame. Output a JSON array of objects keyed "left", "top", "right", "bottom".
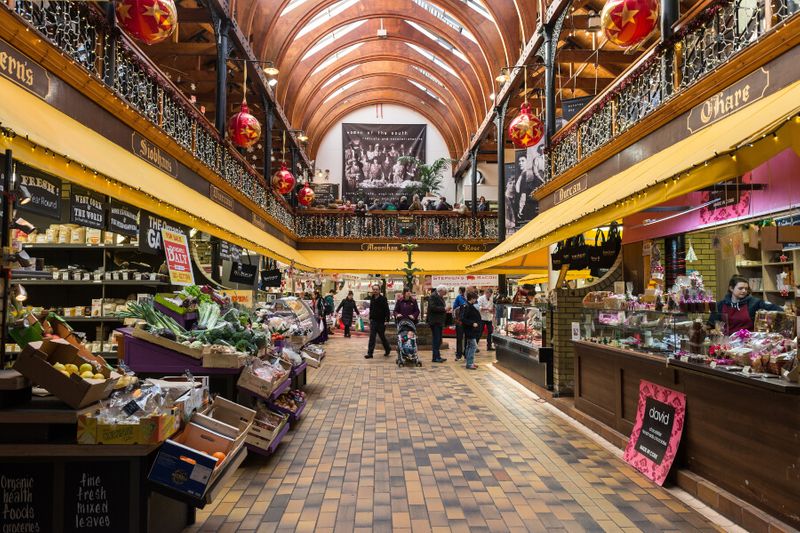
[
  {"left": 161, "top": 228, "right": 194, "bottom": 286},
  {"left": 623, "top": 380, "right": 686, "bottom": 486}
]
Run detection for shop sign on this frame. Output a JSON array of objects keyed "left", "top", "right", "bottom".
[
  {"left": 64, "top": 461, "right": 129, "bottom": 532},
  {"left": 161, "top": 228, "right": 194, "bottom": 286},
  {"left": 0, "top": 462, "right": 53, "bottom": 533},
  {"left": 17, "top": 166, "right": 61, "bottom": 220},
  {"left": 624, "top": 380, "right": 686, "bottom": 486},
  {"left": 687, "top": 68, "right": 770, "bottom": 134},
  {"left": 219, "top": 240, "right": 243, "bottom": 261},
  {"left": 430, "top": 275, "right": 499, "bottom": 286},
  {"left": 228, "top": 262, "right": 257, "bottom": 286},
  {"left": 310, "top": 183, "right": 339, "bottom": 206},
  {"left": 139, "top": 211, "right": 186, "bottom": 254},
  {"left": 457, "top": 243, "right": 487, "bottom": 252},
  {"left": 562, "top": 95, "right": 594, "bottom": 121},
  {"left": 130, "top": 132, "right": 178, "bottom": 177},
  {"left": 360, "top": 243, "right": 402, "bottom": 252},
  {"left": 553, "top": 174, "right": 588, "bottom": 206},
  {"left": 0, "top": 39, "right": 50, "bottom": 100},
  {"left": 260, "top": 268, "right": 282, "bottom": 288},
  {"left": 209, "top": 184, "right": 234, "bottom": 211},
  {"left": 221, "top": 289, "right": 254, "bottom": 307},
  {"left": 108, "top": 199, "right": 139, "bottom": 237},
  {"left": 69, "top": 186, "right": 106, "bottom": 229},
  {"left": 251, "top": 213, "right": 267, "bottom": 231}
]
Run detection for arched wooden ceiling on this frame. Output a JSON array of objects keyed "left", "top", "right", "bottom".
[{"left": 234, "top": 0, "right": 541, "bottom": 158}]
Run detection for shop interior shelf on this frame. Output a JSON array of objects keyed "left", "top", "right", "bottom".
[
  {"left": 61, "top": 316, "right": 123, "bottom": 322},
  {"left": 763, "top": 262, "right": 794, "bottom": 266},
  {"left": 10, "top": 279, "right": 169, "bottom": 286},
  {"left": 22, "top": 243, "right": 140, "bottom": 250}
]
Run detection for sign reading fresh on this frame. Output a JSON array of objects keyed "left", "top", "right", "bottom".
[
  {"left": 161, "top": 228, "right": 194, "bottom": 286},
  {"left": 623, "top": 380, "right": 686, "bottom": 485}
]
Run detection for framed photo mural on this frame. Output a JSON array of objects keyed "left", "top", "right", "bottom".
[{"left": 342, "top": 123, "right": 426, "bottom": 204}]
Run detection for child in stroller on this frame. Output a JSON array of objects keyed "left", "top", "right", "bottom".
[{"left": 396, "top": 318, "right": 422, "bottom": 367}]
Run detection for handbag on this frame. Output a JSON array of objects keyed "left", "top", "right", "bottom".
[
  {"left": 602, "top": 222, "right": 622, "bottom": 267},
  {"left": 588, "top": 229, "right": 606, "bottom": 275},
  {"left": 569, "top": 234, "right": 588, "bottom": 270},
  {"left": 551, "top": 240, "right": 565, "bottom": 270}
]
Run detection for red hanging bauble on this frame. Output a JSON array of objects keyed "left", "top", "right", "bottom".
[
  {"left": 297, "top": 184, "right": 315, "bottom": 207},
  {"left": 227, "top": 101, "right": 262, "bottom": 149},
  {"left": 115, "top": 0, "right": 178, "bottom": 45},
  {"left": 271, "top": 163, "right": 296, "bottom": 195},
  {"left": 507, "top": 102, "right": 544, "bottom": 149},
  {"left": 601, "top": 0, "right": 659, "bottom": 48}
]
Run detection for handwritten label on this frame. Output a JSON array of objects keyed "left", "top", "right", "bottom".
[
  {"left": 209, "top": 184, "right": 234, "bottom": 211},
  {"left": 0, "top": 38, "right": 50, "bottom": 99},
  {"left": 553, "top": 174, "right": 588, "bottom": 206},
  {"left": 65, "top": 462, "right": 127, "bottom": 533},
  {"left": 17, "top": 165, "right": 62, "bottom": 220},
  {"left": 687, "top": 68, "right": 770, "bottom": 133},
  {"left": 130, "top": 133, "right": 178, "bottom": 177},
  {"left": 1, "top": 468, "right": 51, "bottom": 533},
  {"left": 162, "top": 228, "right": 194, "bottom": 286}
]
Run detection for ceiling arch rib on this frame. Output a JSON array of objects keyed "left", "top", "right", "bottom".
[
  {"left": 307, "top": 93, "right": 462, "bottom": 159},
  {"left": 279, "top": 40, "right": 485, "bottom": 135},
  {"left": 292, "top": 60, "right": 472, "bottom": 138},
  {"left": 304, "top": 75, "right": 468, "bottom": 151}
]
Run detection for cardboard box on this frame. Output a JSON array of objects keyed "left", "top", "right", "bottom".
[
  {"left": 203, "top": 397, "right": 255, "bottom": 436},
  {"left": 77, "top": 412, "right": 179, "bottom": 444},
  {"left": 13, "top": 339, "right": 118, "bottom": 409},
  {"left": 130, "top": 326, "right": 206, "bottom": 360},
  {"left": 202, "top": 351, "right": 247, "bottom": 369},
  {"left": 236, "top": 361, "right": 290, "bottom": 399}
]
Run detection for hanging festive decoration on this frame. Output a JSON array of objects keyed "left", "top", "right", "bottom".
[
  {"left": 227, "top": 67, "right": 262, "bottom": 148},
  {"left": 508, "top": 102, "right": 544, "bottom": 149},
  {"left": 115, "top": 0, "right": 178, "bottom": 45},
  {"left": 601, "top": 0, "right": 659, "bottom": 48},
  {"left": 297, "top": 184, "right": 315, "bottom": 207},
  {"left": 272, "top": 162, "right": 295, "bottom": 195}
]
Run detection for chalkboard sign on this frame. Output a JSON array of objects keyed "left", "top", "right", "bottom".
[
  {"left": 0, "top": 462, "right": 54, "bottom": 533},
  {"left": 138, "top": 211, "right": 187, "bottom": 255},
  {"left": 229, "top": 262, "right": 258, "bottom": 286},
  {"left": 260, "top": 268, "right": 282, "bottom": 288},
  {"left": 219, "top": 240, "right": 243, "bottom": 261},
  {"left": 562, "top": 95, "right": 594, "bottom": 121},
  {"left": 64, "top": 461, "right": 129, "bottom": 533},
  {"left": 70, "top": 186, "right": 106, "bottom": 229},
  {"left": 16, "top": 163, "right": 62, "bottom": 220},
  {"left": 310, "top": 183, "right": 339, "bottom": 207},
  {"left": 108, "top": 199, "right": 139, "bottom": 237}
]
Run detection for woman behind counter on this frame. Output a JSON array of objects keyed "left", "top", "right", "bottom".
[{"left": 709, "top": 275, "right": 782, "bottom": 334}]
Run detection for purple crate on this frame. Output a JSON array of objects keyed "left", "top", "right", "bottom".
[
  {"left": 154, "top": 302, "right": 199, "bottom": 329},
  {"left": 270, "top": 400, "right": 305, "bottom": 423},
  {"left": 290, "top": 361, "right": 307, "bottom": 377},
  {"left": 120, "top": 329, "right": 239, "bottom": 375},
  {"left": 245, "top": 422, "right": 290, "bottom": 457}
]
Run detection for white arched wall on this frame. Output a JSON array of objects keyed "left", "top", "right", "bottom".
[{"left": 313, "top": 104, "right": 456, "bottom": 203}]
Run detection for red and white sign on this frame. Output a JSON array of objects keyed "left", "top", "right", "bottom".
[
  {"left": 161, "top": 228, "right": 194, "bottom": 286},
  {"left": 624, "top": 380, "right": 686, "bottom": 485},
  {"left": 430, "top": 275, "right": 499, "bottom": 287}
]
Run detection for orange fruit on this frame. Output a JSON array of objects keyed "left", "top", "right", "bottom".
[{"left": 211, "top": 451, "right": 226, "bottom": 463}]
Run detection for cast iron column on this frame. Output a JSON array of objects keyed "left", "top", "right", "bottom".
[
  {"left": 103, "top": 3, "right": 117, "bottom": 86},
  {"left": 661, "top": 0, "right": 680, "bottom": 97},
  {"left": 494, "top": 98, "right": 509, "bottom": 241},
  {"left": 1, "top": 150, "right": 12, "bottom": 364},
  {"left": 214, "top": 17, "right": 229, "bottom": 136},
  {"left": 542, "top": 24, "right": 558, "bottom": 142},
  {"left": 290, "top": 147, "right": 299, "bottom": 207},
  {"left": 470, "top": 148, "right": 478, "bottom": 216},
  {"left": 262, "top": 96, "right": 274, "bottom": 178}
]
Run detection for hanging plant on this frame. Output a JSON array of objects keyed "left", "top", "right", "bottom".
[{"left": 115, "top": 0, "right": 178, "bottom": 45}]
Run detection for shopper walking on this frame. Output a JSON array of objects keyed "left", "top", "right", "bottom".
[
  {"left": 336, "top": 290, "right": 357, "bottom": 337},
  {"left": 452, "top": 287, "right": 467, "bottom": 360},
  {"left": 365, "top": 284, "right": 391, "bottom": 358},
  {"left": 462, "top": 290, "right": 482, "bottom": 370},
  {"left": 477, "top": 288, "right": 495, "bottom": 351},
  {"left": 394, "top": 288, "right": 420, "bottom": 323},
  {"left": 311, "top": 290, "right": 328, "bottom": 344},
  {"left": 324, "top": 289, "right": 336, "bottom": 335},
  {"left": 427, "top": 285, "right": 448, "bottom": 363}
]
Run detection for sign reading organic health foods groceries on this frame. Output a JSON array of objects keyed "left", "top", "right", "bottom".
[
  {"left": 624, "top": 380, "right": 686, "bottom": 486},
  {"left": 161, "top": 228, "right": 194, "bottom": 286}
]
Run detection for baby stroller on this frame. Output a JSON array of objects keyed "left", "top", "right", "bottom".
[{"left": 396, "top": 318, "right": 422, "bottom": 367}]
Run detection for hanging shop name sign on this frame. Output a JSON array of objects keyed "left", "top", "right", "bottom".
[
  {"left": 209, "top": 184, "right": 234, "bottom": 211},
  {"left": 18, "top": 169, "right": 61, "bottom": 219},
  {"left": 162, "top": 228, "right": 194, "bottom": 286},
  {"left": 70, "top": 186, "right": 106, "bottom": 229},
  {"left": 0, "top": 39, "right": 50, "bottom": 99},
  {"left": 229, "top": 262, "right": 258, "bottom": 286},
  {"left": 108, "top": 199, "right": 139, "bottom": 237},
  {"left": 131, "top": 133, "right": 178, "bottom": 177},
  {"left": 251, "top": 213, "right": 267, "bottom": 231},
  {"left": 360, "top": 243, "right": 401, "bottom": 252},
  {"left": 687, "top": 68, "right": 770, "bottom": 134},
  {"left": 457, "top": 244, "right": 487, "bottom": 252},
  {"left": 554, "top": 174, "right": 588, "bottom": 206},
  {"left": 139, "top": 211, "right": 186, "bottom": 254}
]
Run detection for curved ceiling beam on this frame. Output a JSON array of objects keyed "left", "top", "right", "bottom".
[
  {"left": 292, "top": 60, "right": 472, "bottom": 137},
  {"left": 277, "top": 39, "right": 485, "bottom": 133},
  {"left": 307, "top": 95, "right": 462, "bottom": 160},
  {"left": 303, "top": 76, "right": 467, "bottom": 151}
]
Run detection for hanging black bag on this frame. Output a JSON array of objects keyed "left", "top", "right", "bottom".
[
  {"left": 588, "top": 229, "right": 606, "bottom": 275},
  {"left": 551, "top": 240, "right": 565, "bottom": 270},
  {"left": 569, "top": 234, "right": 588, "bottom": 270},
  {"left": 602, "top": 222, "right": 622, "bottom": 267}
]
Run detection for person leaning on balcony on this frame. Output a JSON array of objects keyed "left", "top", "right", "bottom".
[
  {"left": 397, "top": 195, "right": 410, "bottom": 210},
  {"left": 409, "top": 194, "right": 423, "bottom": 211},
  {"left": 436, "top": 196, "right": 451, "bottom": 211},
  {"left": 368, "top": 199, "right": 382, "bottom": 211},
  {"left": 354, "top": 201, "right": 367, "bottom": 215},
  {"left": 477, "top": 196, "right": 489, "bottom": 212},
  {"left": 452, "top": 203, "right": 467, "bottom": 215}
]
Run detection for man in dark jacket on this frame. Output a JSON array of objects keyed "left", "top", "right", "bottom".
[
  {"left": 336, "top": 290, "right": 358, "bottom": 338},
  {"left": 427, "top": 285, "right": 448, "bottom": 363},
  {"left": 366, "top": 284, "right": 391, "bottom": 358}
]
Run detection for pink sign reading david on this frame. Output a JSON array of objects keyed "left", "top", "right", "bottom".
[{"left": 624, "top": 380, "right": 686, "bottom": 486}]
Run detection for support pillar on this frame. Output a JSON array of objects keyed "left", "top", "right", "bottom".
[
  {"left": 1, "top": 150, "right": 12, "bottom": 365},
  {"left": 470, "top": 149, "right": 478, "bottom": 216},
  {"left": 494, "top": 98, "right": 509, "bottom": 242},
  {"left": 214, "top": 17, "right": 229, "bottom": 136},
  {"left": 262, "top": 97, "right": 274, "bottom": 178},
  {"left": 542, "top": 24, "right": 558, "bottom": 143},
  {"left": 103, "top": 3, "right": 117, "bottom": 86},
  {"left": 290, "top": 147, "right": 299, "bottom": 207}
]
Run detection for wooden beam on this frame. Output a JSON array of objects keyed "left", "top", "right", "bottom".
[
  {"left": 148, "top": 42, "right": 216, "bottom": 56},
  {"left": 176, "top": 7, "right": 214, "bottom": 24},
  {"left": 557, "top": 49, "right": 638, "bottom": 64}
]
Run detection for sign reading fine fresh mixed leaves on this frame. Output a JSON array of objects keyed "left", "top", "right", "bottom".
[
  {"left": 161, "top": 228, "right": 194, "bottom": 286},
  {"left": 624, "top": 380, "right": 686, "bottom": 485}
]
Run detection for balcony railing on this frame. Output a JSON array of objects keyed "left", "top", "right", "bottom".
[
  {"left": 10, "top": 1, "right": 296, "bottom": 234},
  {"left": 296, "top": 211, "right": 499, "bottom": 241},
  {"left": 546, "top": 0, "right": 799, "bottom": 183}
]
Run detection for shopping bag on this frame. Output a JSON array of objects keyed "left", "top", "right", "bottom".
[
  {"left": 569, "top": 235, "right": 588, "bottom": 270},
  {"left": 602, "top": 222, "right": 622, "bottom": 267},
  {"left": 551, "top": 240, "right": 565, "bottom": 270},
  {"left": 588, "top": 229, "right": 606, "bottom": 275}
]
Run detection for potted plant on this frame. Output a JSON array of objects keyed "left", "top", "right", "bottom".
[{"left": 397, "top": 156, "right": 454, "bottom": 199}]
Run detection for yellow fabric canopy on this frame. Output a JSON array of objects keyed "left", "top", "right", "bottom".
[
  {"left": 517, "top": 270, "right": 592, "bottom": 285},
  {"left": 469, "top": 80, "right": 800, "bottom": 272},
  {"left": 299, "top": 250, "right": 486, "bottom": 275}
]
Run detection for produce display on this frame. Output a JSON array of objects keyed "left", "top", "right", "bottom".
[{"left": 273, "top": 389, "right": 306, "bottom": 413}]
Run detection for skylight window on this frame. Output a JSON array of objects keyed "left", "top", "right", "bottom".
[
  {"left": 405, "top": 43, "right": 458, "bottom": 77},
  {"left": 280, "top": 0, "right": 310, "bottom": 17},
  {"left": 409, "top": 80, "right": 443, "bottom": 103},
  {"left": 405, "top": 21, "right": 468, "bottom": 63},
  {"left": 302, "top": 20, "right": 367, "bottom": 60},
  {"left": 321, "top": 65, "right": 358, "bottom": 89},
  {"left": 323, "top": 79, "right": 361, "bottom": 103},
  {"left": 311, "top": 43, "right": 364, "bottom": 76},
  {"left": 411, "top": 66, "right": 445, "bottom": 87},
  {"left": 461, "top": 0, "right": 493, "bottom": 20},
  {"left": 412, "top": 0, "right": 478, "bottom": 43},
  {"left": 296, "top": 0, "right": 359, "bottom": 39}
]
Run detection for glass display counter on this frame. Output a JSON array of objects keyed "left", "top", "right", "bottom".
[{"left": 492, "top": 303, "right": 553, "bottom": 390}]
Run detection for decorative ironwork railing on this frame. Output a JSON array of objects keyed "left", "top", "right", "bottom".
[
  {"left": 10, "top": 1, "right": 296, "bottom": 235},
  {"left": 546, "top": 0, "right": 798, "bottom": 183},
  {"left": 295, "top": 211, "right": 499, "bottom": 241}
]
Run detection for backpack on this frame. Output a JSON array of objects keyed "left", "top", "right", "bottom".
[
  {"left": 453, "top": 304, "right": 464, "bottom": 325},
  {"left": 324, "top": 296, "right": 334, "bottom": 315}
]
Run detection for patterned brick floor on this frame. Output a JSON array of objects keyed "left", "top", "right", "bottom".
[{"left": 187, "top": 337, "right": 724, "bottom": 532}]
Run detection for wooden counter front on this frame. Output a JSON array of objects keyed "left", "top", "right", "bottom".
[{"left": 573, "top": 340, "right": 800, "bottom": 529}]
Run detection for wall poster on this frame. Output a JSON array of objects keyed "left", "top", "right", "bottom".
[{"left": 342, "top": 123, "right": 426, "bottom": 204}]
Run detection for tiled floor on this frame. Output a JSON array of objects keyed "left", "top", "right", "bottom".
[{"left": 187, "top": 336, "right": 727, "bottom": 532}]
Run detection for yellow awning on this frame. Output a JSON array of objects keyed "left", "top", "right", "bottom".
[
  {"left": 469, "top": 79, "right": 800, "bottom": 272},
  {"left": 300, "top": 250, "right": 485, "bottom": 275},
  {"left": 517, "top": 270, "right": 592, "bottom": 285},
  {"left": 0, "top": 75, "right": 313, "bottom": 270}
]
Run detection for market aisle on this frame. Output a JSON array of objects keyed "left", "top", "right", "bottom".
[{"left": 186, "top": 338, "right": 725, "bottom": 533}]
